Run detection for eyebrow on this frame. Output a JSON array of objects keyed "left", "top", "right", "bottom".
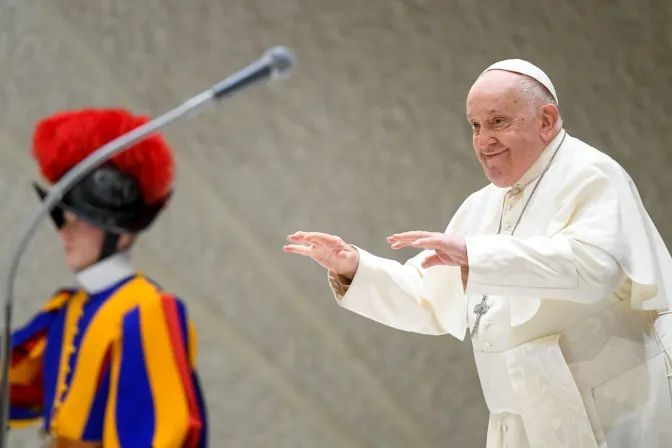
[{"left": 467, "top": 108, "right": 508, "bottom": 120}]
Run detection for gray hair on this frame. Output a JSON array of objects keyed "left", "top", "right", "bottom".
[
  {"left": 517, "top": 75, "right": 562, "bottom": 126},
  {"left": 518, "top": 75, "right": 557, "bottom": 107}
]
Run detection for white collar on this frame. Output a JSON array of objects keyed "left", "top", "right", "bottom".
[{"left": 75, "top": 250, "right": 135, "bottom": 294}]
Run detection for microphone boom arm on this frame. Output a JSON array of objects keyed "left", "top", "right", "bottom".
[{"left": 0, "top": 46, "right": 294, "bottom": 446}]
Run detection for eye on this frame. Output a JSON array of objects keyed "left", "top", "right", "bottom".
[
  {"left": 492, "top": 117, "right": 507, "bottom": 126},
  {"left": 471, "top": 122, "right": 480, "bottom": 132}
]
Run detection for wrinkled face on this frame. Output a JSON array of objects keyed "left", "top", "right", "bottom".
[
  {"left": 59, "top": 211, "right": 131, "bottom": 272},
  {"left": 466, "top": 71, "right": 555, "bottom": 187}
]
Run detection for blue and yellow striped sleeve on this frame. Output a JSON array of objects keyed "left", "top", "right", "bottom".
[
  {"left": 105, "top": 294, "right": 207, "bottom": 448},
  {"left": 7, "top": 290, "right": 70, "bottom": 429}
]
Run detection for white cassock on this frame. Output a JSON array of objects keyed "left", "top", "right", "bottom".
[{"left": 329, "top": 129, "right": 672, "bottom": 447}]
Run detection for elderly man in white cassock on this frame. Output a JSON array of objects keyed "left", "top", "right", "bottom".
[{"left": 284, "top": 59, "right": 672, "bottom": 448}]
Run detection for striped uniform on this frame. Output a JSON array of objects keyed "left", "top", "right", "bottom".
[{"left": 8, "top": 275, "right": 207, "bottom": 447}]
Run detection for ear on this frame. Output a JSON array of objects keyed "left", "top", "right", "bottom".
[{"left": 539, "top": 104, "right": 560, "bottom": 142}]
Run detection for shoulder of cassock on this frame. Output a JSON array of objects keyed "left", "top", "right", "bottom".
[{"left": 417, "top": 133, "right": 672, "bottom": 313}]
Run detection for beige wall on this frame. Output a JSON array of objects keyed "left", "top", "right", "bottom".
[{"left": 1, "top": 0, "right": 670, "bottom": 446}]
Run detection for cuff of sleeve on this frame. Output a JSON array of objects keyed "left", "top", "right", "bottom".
[
  {"left": 328, "top": 246, "right": 375, "bottom": 305},
  {"left": 328, "top": 271, "right": 350, "bottom": 299}
]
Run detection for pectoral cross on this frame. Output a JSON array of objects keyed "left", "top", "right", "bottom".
[{"left": 470, "top": 295, "right": 490, "bottom": 339}]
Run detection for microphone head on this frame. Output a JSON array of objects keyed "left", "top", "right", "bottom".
[{"left": 264, "top": 46, "right": 295, "bottom": 80}]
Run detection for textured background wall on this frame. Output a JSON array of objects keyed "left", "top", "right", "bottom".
[{"left": 1, "top": 0, "right": 670, "bottom": 446}]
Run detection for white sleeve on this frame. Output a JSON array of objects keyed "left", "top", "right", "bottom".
[
  {"left": 326, "top": 193, "right": 478, "bottom": 336},
  {"left": 328, "top": 247, "right": 452, "bottom": 335},
  {"left": 464, "top": 234, "right": 621, "bottom": 303}
]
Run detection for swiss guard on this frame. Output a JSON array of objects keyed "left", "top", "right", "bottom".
[{"left": 7, "top": 108, "right": 207, "bottom": 447}]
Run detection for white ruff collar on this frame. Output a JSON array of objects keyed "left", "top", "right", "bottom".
[{"left": 75, "top": 250, "right": 135, "bottom": 294}]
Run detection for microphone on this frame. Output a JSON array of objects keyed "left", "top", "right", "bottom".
[
  {"left": 0, "top": 45, "right": 296, "bottom": 447},
  {"left": 212, "top": 46, "right": 295, "bottom": 99}
]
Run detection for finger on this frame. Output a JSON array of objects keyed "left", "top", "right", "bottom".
[
  {"left": 288, "top": 231, "right": 339, "bottom": 244},
  {"left": 390, "top": 235, "right": 441, "bottom": 250},
  {"left": 287, "top": 232, "right": 336, "bottom": 249},
  {"left": 287, "top": 231, "right": 313, "bottom": 243},
  {"left": 420, "top": 253, "right": 443, "bottom": 269},
  {"left": 303, "top": 232, "right": 348, "bottom": 249},
  {"left": 387, "top": 231, "right": 434, "bottom": 243},
  {"left": 410, "top": 237, "right": 446, "bottom": 251},
  {"left": 282, "top": 244, "right": 314, "bottom": 256},
  {"left": 420, "top": 252, "right": 462, "bottom": 268},
  {"left": 390, "top": 240, "right": 417, "bottom": 250}
]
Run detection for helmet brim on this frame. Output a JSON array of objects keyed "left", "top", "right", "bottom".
[{"left": 33, "top": 181, "right": 169, "bottom": 235}]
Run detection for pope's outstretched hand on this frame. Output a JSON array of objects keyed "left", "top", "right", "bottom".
[
  {"left": 284, "top": 231, "right": 360, "bottom": 280},
  {"left": 387, "top": 231, "right": 468, "bottom": 268}
]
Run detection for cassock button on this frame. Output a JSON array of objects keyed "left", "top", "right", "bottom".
[{"left": 484, "top": 342, "right": 492, "bottom": 350}]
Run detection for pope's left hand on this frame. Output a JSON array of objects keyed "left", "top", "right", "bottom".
[{"left": 387, "top": 231, "right": 468, "bottom": 269}]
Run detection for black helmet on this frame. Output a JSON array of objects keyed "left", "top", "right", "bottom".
[
  {"left": 31, "top": 108, "right": 175, "bottom": 261},
  {"left": 33, "top": 164, "right": 169, "bottom": 234}
]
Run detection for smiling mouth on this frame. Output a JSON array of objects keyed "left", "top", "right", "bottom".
[{"left": 484, "top": 149, "right": 509, "bottom": 159}]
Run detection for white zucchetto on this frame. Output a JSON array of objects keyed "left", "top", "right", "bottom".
[{"left": 481, "top": 59, "right": 559, "bottom": 104}]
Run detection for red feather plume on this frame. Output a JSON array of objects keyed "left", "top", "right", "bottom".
[{"left": 31, "top": 108, "right": 175, "bottom": 204}]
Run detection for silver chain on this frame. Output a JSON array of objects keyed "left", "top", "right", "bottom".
[{"left": 470, "top": 131, "right": 567, "bottom": 339}]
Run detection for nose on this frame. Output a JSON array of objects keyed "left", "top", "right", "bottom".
[
  {"left": 59, "top": 212, "right": 77, "bottom": 240},
  {"left": 63, "top": 211, "right": 78, "bottom": 225},
  {"left": 476, "top": 132, "right": 497, "bottom": 152}
]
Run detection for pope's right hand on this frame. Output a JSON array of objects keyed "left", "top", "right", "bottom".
[{"left": 283, "top": 231, "right": 360, "bottom": 280}]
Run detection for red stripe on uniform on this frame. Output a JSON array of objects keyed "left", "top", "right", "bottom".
[
  {"left": 10, "top": 333, "right": 45, "bottom": 407},
  {"left": 160, "top": 295, "right": 202, "bottom": 448}
]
